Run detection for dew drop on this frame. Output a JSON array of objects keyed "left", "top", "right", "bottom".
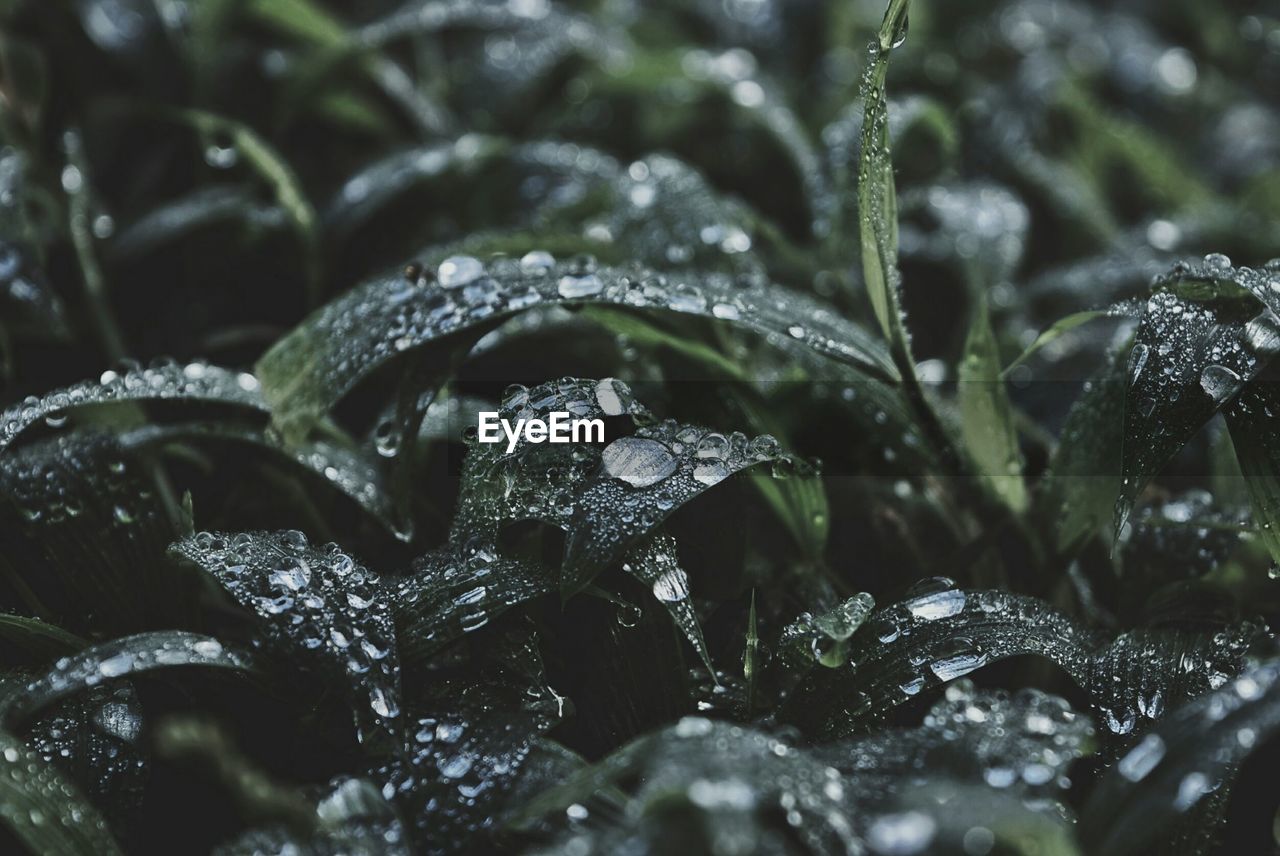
[
  {"left": 601, "top": 437, "right": 677, "bottom": 487},
  {"left": 557, "top": 272, "right": 603, "bottom": 298},
  {"left": 437, "top": 255, "right": 484, "bottom": 288},
  {"left": 651, "top": 566, "right": 690, "bottom": 602},
  {"left": 1199, "top": 364, "right": 1243, "bottom": 404},
  {"left": 519, "top": 250, "right": 555, "bottom": 274}
]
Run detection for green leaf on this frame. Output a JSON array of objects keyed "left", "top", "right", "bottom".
[
  {"left": 778, "top": 592, "right": 875, "bottom": 669},
  {"left": 169, "top": 530, "right": 401, "bottom": 749},
  {"left": 1001, "top": 302, "right": 1141, "bottom": 379},
  {"left": 1082, "top": 658, "right": 1280, "bottom": 855},
  {"left": 0, "top": 431, "right": 181, "bottom": 629},
  {"left": 0, "top": 726, "right": 123, "bottom": 855},
  {"left": 377, "top": 694, "right": 560, "bottom": 852},
  {"left": 243, "top": 0, "right": 346, "bottom": 46},
  {"left": 0, "top": 361, "right": 266, "bottom": 454},
  {"left": 959, "top": 295, "right": 1027, "bottom": 512},
  {"left": 857, "top": 0, "right": 912, "bottom": 355},
  {"left": 327, "top": 144, "right": 765, "bottom": 277},
  {"left": 781, "top": 578, "right": 1260, "bottom": 741},
  {"left": 1224, "top": 378, "right": 1280, "bottom": 566},
  {"left": 743, "top": 590, "right": 759, "bottom": 714},
  {"left": 509, "top": 685, "right": 1089, "bottom": 854},
  {"left": 1116, "top": 258, "right": 1280, "bottom": 533},
  {"left": 581, "top": 307, "right": 831, "bottom": 555},
  {"left": 0, "top": 631, "right": 251, "bottom": 729},
  {"left": 0, "top": 615, "right": 85, "bottom": 663},
  {"left": 1039, "top": 338, "right": 1129, "bottom": 554},
  {"left": 255, "top": 255, "right": 896, "bottom": 442},
  {"left": 446, "top": 378, "right": 798, "bottom": 598},
  {"left": 108, "top": 185, "right": 285, "bottom": 262},
  {"left": 121, "top": 422, "right": 405, "bottom": 540}
]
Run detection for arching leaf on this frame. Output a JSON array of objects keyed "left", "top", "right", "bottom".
[{"left": 256, "top": 257, "right": 895, "bottom": 441}]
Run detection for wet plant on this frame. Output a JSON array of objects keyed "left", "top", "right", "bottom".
[{"left": 0, "top": 0, "right": 1278, "bottom": 853}]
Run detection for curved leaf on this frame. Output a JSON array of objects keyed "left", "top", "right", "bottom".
[
  {"left": 391, "top": 548, "right": 553, "bottom": 666},
  {"left": 511, "top": 683, "right": 1088, "bottom": 854},
  {"left": 959, "top": 294, "right": 1026, "bottom": 511},
  {"left": 857, "top": 0, "right": 912, "bottom": 355},
  {"left": 1039, "top": 337, "right": 1129, "bottom": 553},
  {"left": 0, "top": 615, "right": 85, "bottom": 662},
  {"left": 1224, "top": 379, "right": 1280, "bottom": 566},
  {"left": 0, "top": 361, "right": 266, "bottom": 454},
  {"left": 1082, "top": 658, "right": 1280, "bottom": 855},
  {"left": 108, "top": 185, "right": 286, "bottom": 262},
  {"left": 0, "top": 726, "right": 122, "bottom": 855},
  {"left": 0, "top": 430, "right": 180, "bottom": 627},
  {"left": 0, "top": 631, "right": 251, "bottom": 729},
  {"left": 26, "top": 684, "right": 147, "bottom": 827},
  {"left": 120, "top": 423, "right": 402, "bottom": 539},
  {"left": 1116, "top": 258, "right": 1280, "bottom": 532},
  {"left": 449, "top": 377, "right": 797, "bottom": 596},
  {"left": 170, "top": 530, "right": 401, "bottom": 749},
  {"left": 782, "top": 579, "right": 1260, "bottom": 740},
  {"left": 256, "top": 256, "right": 896, "bottom": 441}
]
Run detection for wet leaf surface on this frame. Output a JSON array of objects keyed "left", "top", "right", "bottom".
[
  {"left": 256, "top": 257, "right": 896, "bottom": 441},
  {"left": 0, "top": 725, "right": 122, "bottom": 855},
  {"left": 511, "top": 680, "right": 1089, "bottom": 854},
  {"left": 783, "top": 579, "right": 1261, "bottom": 742},
  {"left": 449, "top": 377, "right": 801, "bottom": 596},
  {"left": 1083, "top": 657, "right": 1280, "bottom": 855},
  {"left": 0, "top": 430, "right": 179, "bottom": 630},
  {"left": 170, "top": 531, "right": 400, "bottom": 749},
  {"left": 1117, "top": 258, "right": 1280, "bottom": 531},
  {"left": 3, "top": 0, "right": 1280, "bottom": 850}
]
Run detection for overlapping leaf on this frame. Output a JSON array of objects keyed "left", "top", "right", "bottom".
[
  {"left": 783, "top": 578, "right": 1260, "bottom": 741},
  {"left": 1116, "top": 257, "right": 1280, "bottom": 531},
  {"left": 170, "top": 531, "right": 401, "bottom": 749},
  {"left": 255, "top": 255, "right": 897, "bottom": 441}
]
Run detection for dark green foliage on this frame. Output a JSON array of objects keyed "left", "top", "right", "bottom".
[{"left": 0, "top": 0, "right": 1278, "bottom": 854}]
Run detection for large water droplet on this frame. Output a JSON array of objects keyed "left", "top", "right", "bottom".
[
  {"left": 1199, "top": 364, "right": 1243, "bottom": 403},
  {"left": 651, "top": 566, "right": 690, "bottom": 602},
  {"left": 1244, "top": 310, "right": 1280, "bottom": 357},
  {"left": 595, "top": 378, "right": 633, "bottom": 416},
  {"left": 437, "top": 255, "right": 484, "bottom": 288},
  {"left": 557, "top": 272, "right": 603, "bottom": 298},
  {"left": 601, "top": 437, "right": 677, "bottom": 487},
  {"left": 519, "top": 250, "right": 555, "bottom": 274},
  {"left": 904, "top": 578, "right": 965, "bottom": 620}
]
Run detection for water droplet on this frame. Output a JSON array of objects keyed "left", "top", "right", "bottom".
[
  {"left": 693, "top": 460, "right": 730, "bottom": 486},
  {"left": 651, "top": 566, "right": 690, "bottom": 602},
  {"left": 904, "top": 578, "right": 965, "bottom": 620},
  {"left": 1199, "top": 364, "right": 1243, "bottom": 403},
  {"left": 269, "top": 558, "right": 311, "bottom": 592},
  {"left": 867, "top": 810, "right": 934, "bottom": 855},
  {"left": 1244, "top": 310, "right": 1280, "bottom": 357},
  {"left": 594, "top": 378, "right": 633, "bottom": 416},
  {"left": 519, "top": 250, "right": 555, "bottom": 274},
  {"left": 557, "top": 272, "right": 603, "bottom": 298},
  {"left": 1117, "top": 734, "right": 1165, "bottom": 782},
  {"left": 437, "top": 255, "right": 484, "bottom": 288},
  {"left": 601, "top": 436, "right": 677, "bottom": 487}
]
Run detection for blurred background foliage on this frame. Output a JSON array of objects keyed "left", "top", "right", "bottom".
[{"left": 1, "top": 0, "right": 1280, "bottom": 854}]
